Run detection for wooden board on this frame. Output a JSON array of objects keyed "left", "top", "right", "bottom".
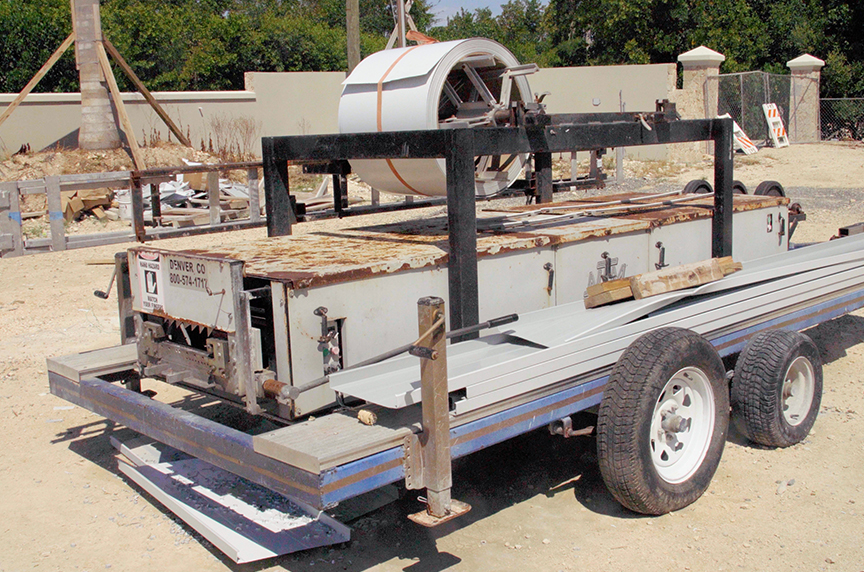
[
  {"left": 103, "top": 37, "right": 192, "bottom": 147},
  {"left": 96, "top": 41, "right": 146, "bottom": 170},
  {"left": 584, "top": 278, "right": 633, "bottom": 309},
  {"left": 630, "top": 258, "right": 725, "bottom": 300},
  {"left": 0, "top": 33, "right": 75, "bottom": 129}
]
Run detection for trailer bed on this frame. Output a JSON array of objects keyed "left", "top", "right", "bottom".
[{"left": 165, "top": 193, "right": 784, "bottom": 288}]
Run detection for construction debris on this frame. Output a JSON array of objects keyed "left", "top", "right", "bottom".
[{"left": 61, "top": 188, "right": 112, "bottom": 222}]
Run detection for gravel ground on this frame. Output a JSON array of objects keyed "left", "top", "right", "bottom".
[{"left": 1, "top": 142, "right": 863, "bottom": 572}]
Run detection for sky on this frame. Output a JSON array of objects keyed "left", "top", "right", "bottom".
[{"left": 431, "top": 1, "right": 545, "bottom": 25}]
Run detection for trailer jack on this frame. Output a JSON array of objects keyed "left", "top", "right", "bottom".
[{"left": 406, "top": 296, "right": 472, "bottom": 527}]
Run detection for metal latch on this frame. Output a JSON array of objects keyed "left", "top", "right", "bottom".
[{"left": 655, "top": 241, "right": 669, "bottom": 270}]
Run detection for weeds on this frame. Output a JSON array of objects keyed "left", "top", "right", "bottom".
[{"left": 201, "top": 113, "right": 262, "bottom": 162}]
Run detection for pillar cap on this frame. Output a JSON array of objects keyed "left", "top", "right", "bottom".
[
  {"left": 787, "top": 53, "right": 825, "bottom": 73},
  {"left": 678, "top": 46, "right": 725, "bottom": 68}
]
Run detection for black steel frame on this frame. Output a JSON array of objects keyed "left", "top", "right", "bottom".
[{"left": 262, "top": 115, "right": 734, "bottom": 333}]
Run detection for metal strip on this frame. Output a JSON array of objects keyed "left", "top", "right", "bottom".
[{"left": 64, "top": 375, "right": 323, "bottom": 507}]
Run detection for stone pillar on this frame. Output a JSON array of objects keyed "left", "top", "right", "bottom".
[
  {"left": 787, "top": 54, "right": 825, "bottom": 143},
  {"left": 73, "top": 0, "right": 121, "bottom": 149},
  {"left": 672, "top": 46, "right": 725, "bottom": 159},
  {"left": 677, "top": 46, "right": 725, "bottom": 119}
]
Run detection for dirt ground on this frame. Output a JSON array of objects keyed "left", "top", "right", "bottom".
[{"left": 1, "top": 142, "right": 863, "bottom": 572}]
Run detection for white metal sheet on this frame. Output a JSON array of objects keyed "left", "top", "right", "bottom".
[
  {"left": 114, "top": 438, "right": 349, "bottom": 563},
  {"left": 129, "top": 248, "right": 240, "bottom": 332},
  {"left": 330, "top": 235, "right": 864, "bottom": 412}
]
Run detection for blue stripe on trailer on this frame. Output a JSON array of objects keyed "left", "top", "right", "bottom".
[
  {"left": 321, "top": 446, "right": 404, "bottom": 488},
  {"left": 711, "top": 287, "right": 864, "bottom": 356},
  {"left": 450, "top": 375, "right": 607, "bottom": 460},
  {"left": 321, "top": 450, "right": 405, "bottom": 507}
]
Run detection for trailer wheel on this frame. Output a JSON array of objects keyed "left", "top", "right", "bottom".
[
  {"left": 731, "top": 330, "right": 822, "bottom": 447},
  {"left": 732, "top": 180, "right": 748, "bottom": 195},
  {"left": 597, "top": 328, "right": 728, "bottom": 515},
  {"left": 754, "top": 180, "right": 786, "bottom": 197},
  {"left": 683, "top": 179, "right": 713, "bottom": 194}
]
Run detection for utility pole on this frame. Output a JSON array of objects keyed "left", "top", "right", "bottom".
[
  {"left": 73, "top": 0, "right": 121, "bottom": 150},
  {"left": 346, "top": 0, "right": 361, "bottom": 73}
]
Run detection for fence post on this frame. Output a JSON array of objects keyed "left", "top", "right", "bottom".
[
  {"left": 787, "top": 54, "right": 825, "bottom": 143},
  {"left": 208, "top": 171, "right": 220, "bottom": 227},
  {"left": 45, "top": 176, "right": 66, "bottom": 251},
  {"left": 0, "top": 182, "right": 24, "bottom": 257},
  {"left": 247, "top": 167, "right": 260, "bottom": 223}
]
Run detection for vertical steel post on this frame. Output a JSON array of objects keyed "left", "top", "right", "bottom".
[
  {"left": 397, "top": 0, "right": 407, "bottom": 48},
  {"left": 333, "top": 174, "right": 345, "bottom": 216},
  {"left": 417, "top": 296, "right": 450, "bottom": 517},
  {"left": 231, "top": 261, "right": 261, "bottom": 415},
  {"left": 712, "top": 116, "right": 734, "bottom": 258},
  {"left": 262, "top": 138, "right": 295, "bottom": 237},
  {"left": 115, "top": 252, "right": 135, "bottom": 345},
  {"left": 149, "top": 183, "right": 162, "bottom": 226},
  {"left": 534, "top": 152, "right": 553, "bottom": 203},
  {"left": 445, "top": 129, "right": 479, "bottom": 338}
]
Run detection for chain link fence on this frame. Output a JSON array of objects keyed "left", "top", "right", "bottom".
[
  {"left": 714, "top": 71, "right": 791, "bottom": 144},
  {"left": 821, "top": 98, "right": 864, "bottom": 141}
]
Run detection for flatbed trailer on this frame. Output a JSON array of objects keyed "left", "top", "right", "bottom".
[{"left": 46, "top": 107, "right": 864, "bottom": 558}]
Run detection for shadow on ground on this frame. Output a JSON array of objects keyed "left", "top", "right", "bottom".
[{"left": 51, "top": 314, "right": 864, "bottom": 571}]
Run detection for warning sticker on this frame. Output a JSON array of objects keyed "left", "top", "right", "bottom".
[{"left": 137, "top": 252, "right": 164, "bottom": 312}]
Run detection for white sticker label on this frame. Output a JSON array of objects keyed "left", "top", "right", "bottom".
[{"left": 137, "top": 252, "right": 164, "bottom": 312}]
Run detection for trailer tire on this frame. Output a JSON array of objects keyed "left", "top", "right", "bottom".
[
  {"left": 754, "top": 180, "right": 786, "bottom": 197},
  {"left": 597, "top": 327, "right": 728, "bottom": 515},
  {"left": 732, "top": 180, "right": 748, "bottom": 195},
  {"left": 731, "top": 330, "right": 822, "bottom": 448},
  {"left": 683, "top": 179, "right": 713, "bottom": 194}
]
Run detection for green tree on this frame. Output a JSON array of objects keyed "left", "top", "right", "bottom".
[{"left": 0, "top": 0, "right": 77, "bottom": 93}]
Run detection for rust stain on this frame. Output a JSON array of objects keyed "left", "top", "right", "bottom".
[{"left": 141, "top": 193, "right": 788, "bottom": 291}]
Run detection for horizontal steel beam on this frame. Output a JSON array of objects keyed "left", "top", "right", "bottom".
[
  {"left": 49, "top": 373, "right": 323, "bottom": 507},
  {"left": 261, "top": 119, "right": 719, "bottom": 162}
]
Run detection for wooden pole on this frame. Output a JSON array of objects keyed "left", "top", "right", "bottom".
[
  {"left": 346, "top": 0, "right": 360, "bottom": 73},
  {"left": 0, "top": 33, "right": 75, "bottom": 130},
  {"left": 95, "top": 41, "right": 146, "bottom": 170},
  {"left": 102, "top": 37, "right": 192, "bottom": 147}
]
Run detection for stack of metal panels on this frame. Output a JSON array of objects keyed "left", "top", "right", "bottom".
[{"left": 330, "top": 235, "right": 864, "bottom": 414}]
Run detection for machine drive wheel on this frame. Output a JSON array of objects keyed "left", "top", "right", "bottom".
[
  {"left": 683, "top": 179, "right": 713, "bottom": 194},
  {"left": 732, "top": 180, "right": 748, "bottom": 194},
  {"left": 597, "top": 327, "right": 729, "bottom": 515},
  {"left": 754, "top": 180, "right": 786, "bottom": 197},
  {"left": 731, "top": 330, "right": 822, "bottom": 448}
]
